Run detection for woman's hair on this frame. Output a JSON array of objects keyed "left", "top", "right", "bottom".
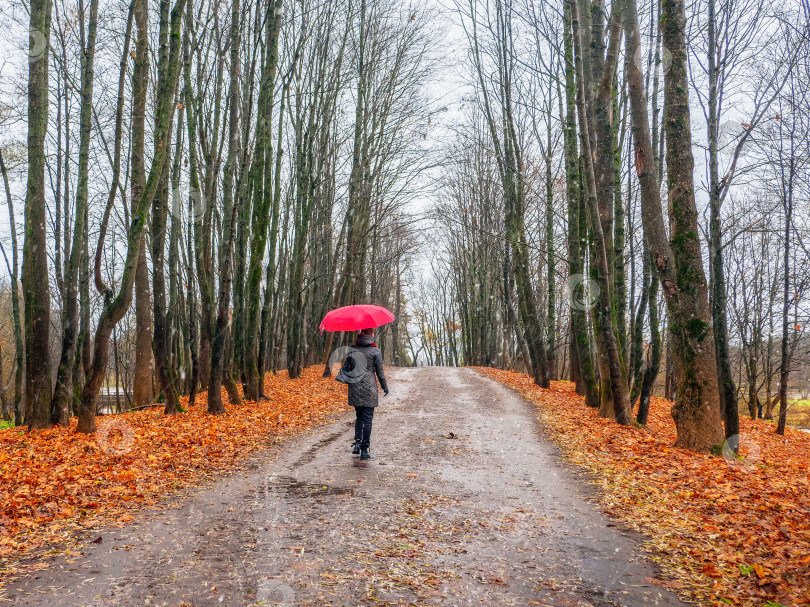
[{"left": 360, "top": 327, "right": 374, "bottom": 335}]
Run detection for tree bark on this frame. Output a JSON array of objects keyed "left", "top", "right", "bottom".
[
  {"left": 706, "top": 0, "right": 739, "bottom": 442},
  {"left": 636, "top": 250, "right": 661, "bottom": 425},
  {"left": 243, "top": 0, "right": 283, "bottom": 398},
  {"left": 51, "top": 0, "right": 99, "bottom": 427},
  {"left": 22, "top": 0, "right": 55, "bottom": 430},
  {"left": 22, "top": 0, "right": 52, "bottom": 430},
  {"left": 77, "top": 0, "right": 186, "bottom": 433},
  {"left": 624, "top": 0, "right": 724, "bottom": 449},
  {"left": 151, "top": 0, "right": 182, "bottom": 416},
  {"left": 132, "top": 0, "right": 153, "bottom": 411},
  {"left": 776, "top": 131, "right": 795, "bottom": 435},
  {"left": 545, "top": 98, "right": 556, "bottom": 380},
  {"left": 0, "top": 150, "right": 25, "bottom": 426},
  {"left": 569, "top": 0, "right": 631, "bottom": 425},
  {"left": 258, "top": 96, "right": 286, "bottom": 383},
  {"left": 562, "top": 0, "right": 597, "bottom": 403}
]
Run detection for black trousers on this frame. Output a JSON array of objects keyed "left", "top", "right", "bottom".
[{"left": 354, "top": 406, "right": 375, "bottom": 449}]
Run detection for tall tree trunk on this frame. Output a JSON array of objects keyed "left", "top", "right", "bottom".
[
  {"left": 0, "top": 151, "right": 25, "bottom": 426},
  {"left": 776, "top": 148, "right": 794, "bottom": 435},
  {"left": 624, "top": 0, "right": 724, "bottom": 449},
  {"left": 132, "top": 240, "right": 152, "bottom": 404},
  {"left": 287, "top": 194, "right": 315, "bottom": 380},
  {"left": 661, "top": 0, "right": 724, "bottom": 446},
  {"left": 208, "top": 200, "right": 242, "bottom": 413},
  {"left": 563, "top": 0, "right": 597, "bottom": 405},
  {"left": 636, "top": 250, "right": 661, "bottom": 425},
  {"left": 570, "top": 0, "right": 631, "bottom": 423},
  {"left": 570, "top": 0, "right": 626, "bottom": 417},
  {"left": 746, "top": 349, "right": 757, "bottom": 420},
  {"left": 77, "top": 0, "right": 186, "bottom": 433},
  {"left": 634, "top": 0, "right": 664, "bottom": 420},
  {"left": 244, "top": 0, "right": 283, "bottom": 399},
  {"left": 151, "top": 0, "right": 183, "bottom": 415},
  {"left": 578, "top": 0, "right": 613, "bottom": 414},
  {"left": 183, "top": 8, "right": 215, "bottom": 405},
  {"left": 51, "top": 0, "right": 99, "bottom": 427},
  {"left": 130, "top": 0, "right": 152, "bottom": 409},
  {"left": 168, "top": 109, "right": 184, "bottom": 383},
  {"left": 219, "top": 0, "right": 251, "bottom": 413},
  {"left": 152, "top": 160, "right": 179, "bottom": 412},
  {"left": 613, "top": 85, "right": 627, "bottom": 363},
  {"left": 630, "top": 241, "right": 650, "bottom": 402},
  {"left": 22, "top": 0, "right": 55, "bottom": 429},
  {"left": 545, "top": 109, "right": 556, "bottom": 380},
  {"left": 393, "top": 254, "right": 402, "bottom": 366},
  {"left": 0, "top": 342, "right": 8, "bottom": 421},
  {"left": 79, "top": 180, "right": 91, "bottom": 386},
  {"left": 186, "top": 188, "right": 200, "bottom": 406},
  {"left": 505, "top": 151, "right": 549, "bottom": 389},
  {"left": 54, "top": 71, "right": 64, "bottom": 307},
  {"left": 706, "top": 0, "right": 738, "bottom": 441},
  {"left": 258, "top": 88, "right": 287, "bottom": 382},
  {"left": 765, "top": 329, "right": 775, "bottom": 419}
]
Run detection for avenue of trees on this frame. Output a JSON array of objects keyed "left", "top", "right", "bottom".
[
  {"left": 0, "top": 0, "right": 809, "bottom": 451},
  {"left": 419, "top": 0, "right": 810, "bottom": 449},
  {"left": 1, "top": 0, "right": 431, "bottom": 432}
]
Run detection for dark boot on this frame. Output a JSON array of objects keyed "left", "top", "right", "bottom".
[
  {"left": 352, "top": 440, "right": 360, "bottom": 455},
  {"left": 360, "top": 447, "right": 371, "bottom": 460}
]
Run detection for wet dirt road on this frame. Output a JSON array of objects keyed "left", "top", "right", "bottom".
[{"left": 1, "top": 367, "right": 692, "bottom": 606}]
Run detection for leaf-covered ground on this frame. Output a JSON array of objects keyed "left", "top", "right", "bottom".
[
  {"left": 0, "top": 367, "right": 347, "bottom": 584},
  {"left": 475, "top": 368, "right": 810, "bottom": 607}
]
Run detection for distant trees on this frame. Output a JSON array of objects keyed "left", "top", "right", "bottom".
[
  {"left": 432, "top": 117, "right": 506, "bottom": 368},
  {"left": 0, "top": 150, "right": 23, "bottom": 426},
  {"left": 457, "top": 0, "right": 552, "bottom": 389}
]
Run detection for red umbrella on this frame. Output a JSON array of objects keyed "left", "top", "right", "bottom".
[{"left": 319, "top": 304, "right": 395, "bottom": 332}]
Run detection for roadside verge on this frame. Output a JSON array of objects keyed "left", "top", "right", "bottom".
[
  {"left": 475, "top": 367, "right": 810, "bottom": 607},
  {"left": 0, "top": 367, "right": 347, "bottom": 585}
]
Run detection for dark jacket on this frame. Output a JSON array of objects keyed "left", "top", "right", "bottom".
[{"left": 346, "top": 333, "right": 388, "bottom": 408}]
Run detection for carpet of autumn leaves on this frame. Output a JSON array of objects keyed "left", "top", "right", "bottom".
[
  {"left": 0, "top": 367, "right": 347, "bottom": 583},
  {"left": 475, "top": 368, "right": 810, "bottom": 607}
]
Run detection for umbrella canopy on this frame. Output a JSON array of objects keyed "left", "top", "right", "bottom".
[{"left": 319, "top": 304, "right": 395, "bottom": 332}]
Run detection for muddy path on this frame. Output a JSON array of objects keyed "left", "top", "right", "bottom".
[{"left": 1, "top": 367, "right": 691, "bottom": 606}]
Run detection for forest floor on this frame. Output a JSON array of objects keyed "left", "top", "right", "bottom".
[{"left": 0, "top": 367, "right": 693, "bottom": 607}]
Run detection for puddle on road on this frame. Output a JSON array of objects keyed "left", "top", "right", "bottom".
[
  {"left": 270, "top": 475, "right": 355, "bottom": 499},
  {"left": 292, "top": 428, "right": 347, "bottom": 467}
]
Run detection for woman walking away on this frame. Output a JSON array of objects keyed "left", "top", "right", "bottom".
[{"left": 347, "top": 327, "right": 388, "bottom": 460}]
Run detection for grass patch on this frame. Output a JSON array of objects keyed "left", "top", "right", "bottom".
[{"left": 787, "top": 398, "right": 810, "bottom": 428}]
